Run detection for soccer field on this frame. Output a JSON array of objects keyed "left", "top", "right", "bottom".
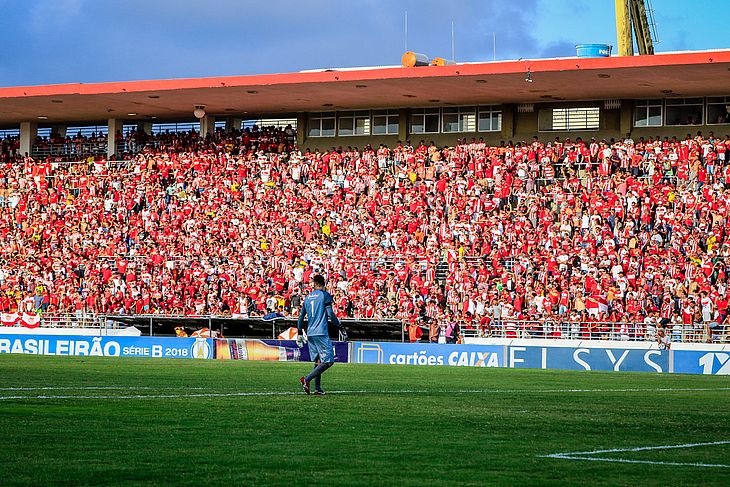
[{"left": 0, "top": 355, "right": 728, "bottom": 486}]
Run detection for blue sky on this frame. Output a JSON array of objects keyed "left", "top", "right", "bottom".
[{"left": 0, "top": 0, "right": 727, "bottom": 87}]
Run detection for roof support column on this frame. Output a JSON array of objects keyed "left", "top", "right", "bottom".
[
  {"left": 19, "top": 121, "right": 38, "bottom": 157},
  {"left": 500, "top": 104, "right": 515, "bottom": 140},
  {"left": 108, "top": 118, "right": 124, "bottom": 159},
  {"left": 620, "top": 100, "right": 634, "bottom": 138},
  {"left": 398, "top": 108, "right": 410, "bottom": 142},
  {"left": 296, "top": 113, "right": 306, "bottom": 148},
  {"left": 200, "top": 115, "right": 216, "bottom": 136}
]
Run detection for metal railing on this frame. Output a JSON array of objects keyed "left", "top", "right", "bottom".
[
  {"left": 31, "top": 142, "right": 108, "bottom": 158},
  {"left": 2, "top": 313, "right": 109, "bottom": 329},
  {"left": 4, "top": 313, "right": 729, "bottom": 344},
  {"left": 454, "top": 319, "right": 730, "bottom": 344},
  {"left": 350, "top": 255, "right": 434, "bottom": 270}
]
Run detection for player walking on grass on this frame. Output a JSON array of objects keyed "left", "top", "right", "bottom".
[{"left": 297, "top": 274, "right": 347, "bottom": 396}]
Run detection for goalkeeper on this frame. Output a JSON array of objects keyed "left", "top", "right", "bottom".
[{"left": 297, "top": 274, "right": 347, "bottom": 396}]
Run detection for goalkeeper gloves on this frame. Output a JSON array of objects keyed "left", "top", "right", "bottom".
[
  {"left": 340, "top": 328, "right": 348, "bottom": 341},
  {"left": 296, "top": 334, "right": 304, "bottom": 348}
]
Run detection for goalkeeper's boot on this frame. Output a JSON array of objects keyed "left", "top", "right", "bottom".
[
  {"left": 314, "top": 390, "right": 326, "bottom": 396},
  {"left": 299, "top": 376, "right": 310, "bottom": 395}
]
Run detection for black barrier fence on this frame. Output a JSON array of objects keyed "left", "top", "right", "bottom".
[{"left": 105, "top": 315, "right": 405, "bottom": 341}]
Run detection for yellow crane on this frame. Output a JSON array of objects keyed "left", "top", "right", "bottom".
[{"left": 615, "top": 0, "right": 656, "bottom": 56}]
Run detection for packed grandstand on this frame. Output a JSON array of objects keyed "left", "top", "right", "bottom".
[{"left": 0, "top": 125, "right": 729, "bottom": 342}]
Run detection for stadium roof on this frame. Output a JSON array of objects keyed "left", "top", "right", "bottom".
[{"left": 1, "top": 49, "right": 729, "bottom": 127}]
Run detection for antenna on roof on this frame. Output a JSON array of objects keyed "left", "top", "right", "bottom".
[
  {"left": 451, "top": 20, "right": 455, "bottom": 62},
  {"left": 404, "top": 11, "right": 408, "bottom": 52}
]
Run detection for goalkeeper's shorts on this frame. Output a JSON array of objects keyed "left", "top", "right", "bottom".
[{"left": 307, "top": 335, "right": 335, "bottom": 363}]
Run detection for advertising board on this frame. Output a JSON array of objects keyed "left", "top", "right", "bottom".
[
  {"left": 673, "top": 350, "right": 730, "bottom": 375},
  {"left": 0, "top": 335, "right": 213, "bottom": 359},
  {"left": 215, "top": 339, "right": 349, "bottom": 362},
  {"left": 506, "top": 345, "right": 668, "bottom": 372},
  {"left": 353, "top": 342, "right": 504, "bottom": 367}
]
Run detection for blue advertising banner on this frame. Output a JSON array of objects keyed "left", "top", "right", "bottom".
[
  {"left": 353, "top": 342, "right": 504, "bottom": 367},
  {"left": 673, "top": 350, "right": 730, "bottom": 375},
  {"left": 352, "top": 342, "right": 673, "bottom": 372},
  {"left": 0, "top": 335, "right": 213, "bottom": 359},
  {"left": 506, "top": 346, "right": 669, "bottom": 373}
]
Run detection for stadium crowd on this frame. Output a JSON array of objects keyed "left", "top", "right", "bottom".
[{"left": 1, "top": 125, "right": 730, "bottom": 343}]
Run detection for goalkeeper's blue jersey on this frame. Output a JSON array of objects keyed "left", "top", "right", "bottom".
[{"left": 300, "top": 290, "right": 338, "bottom": 336}]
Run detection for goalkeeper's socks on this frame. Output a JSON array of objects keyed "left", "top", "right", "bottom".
[
  {"left": 305, "top": 362, "right": 332, "bottom": 383},
  {"left": 313, "top": 365, "right": 321, "bottom": 391}
]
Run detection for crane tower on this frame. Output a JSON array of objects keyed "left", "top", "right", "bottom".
[{"left": 615, "top": 0, "right": 657, "bottom": 56}]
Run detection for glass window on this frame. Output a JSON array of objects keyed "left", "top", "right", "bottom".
[
  {"left": 337, "top": 111, "right": 370, "bottom": 136},
  {"left": 706, "top": 97, "right": 730, "bottom": 125},
  {"left": 338, "top": 111, "right": 354, "bottom": 136},
  {"left": 478, "top": 106, "right": 502, "bottom": 132},
  {"left": 410, "top": 109, "right": 440, "bottom": 134},
  {"left": 242, "top": 118, "right": 297, "bottom": 130},
  {"left": 441, "top": 107, "right": 476, "bottom": 133},
  {"left": 354, "top": 116, "right": 370, "bottom": 135},
  {"left": 308, "top": 112, "right": 335, "bottom": 137},
  {"left": 66, "top": 125, "right": 109, "bottom": 137},
  {"left": 634, "top": 99, "right": 663, "bottom": 127},
  {"left": 441, "top": 111, "right": 458, "bottom": 132},
  {"left": 540, "top": 107, "right": 600, "bottom": 131},
  {"left": 321, "top": 117, "right": 335, "bottom": 136},
  {"left": 152, "top": 122, "right": 201, "bottom": 134},
  {"left": 665, "top": 98, "right": 703, "bottom": 126},
  {"left": 372, "top": 110, "right": 399, "bottom": 135}
]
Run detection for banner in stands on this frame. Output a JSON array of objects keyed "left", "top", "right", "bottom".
[
  {"left": 0, "top": 334, "right": 213, "bottom": 359},
  {"left": 353, "top": 342, "right": 504, "bottom": 367},
  {"left": 215, "top": 339, "right": 348, "bottom": 363},
  {"left": 2, "top": 312, "right": 42, "bottom": 328},
  {"left": 673, "top": 350, "right": 730, "bottom": 375}
]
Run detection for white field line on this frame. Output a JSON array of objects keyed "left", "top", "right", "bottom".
[
  {"left": 0, "top": 386, "right": 210, "bottom": 391},
  {"left": 0, "top": 386, "right": 728, "bottom": 401},
  {"left": 541, "top": 440, "right": 730, "bottom": 468},
  {"left": 545, "top": 454, "right": 730, "bottom": 468},
  {"left": 551, "top": 440, "right": 730, "bottom": 456}
]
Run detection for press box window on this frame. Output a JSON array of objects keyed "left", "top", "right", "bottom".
[
  {"left": 441, "top": 107, "right": 476, "bottom": 133},
  {"left": 372, "top": 110, "right": 399, "bottom": 135},
  {"left": 308, "top": 112, "right": 336, "bottom": 137},
  {"left": 707, "top": 97, "right": 730, "bottom": 125},
  {"left": 338, "top": 111, "right": 370, "bottom": 136},
  {"left": 634, "top": 99, "right": 662, "bottom": 127},
  {"left": 410, "top": 109, "right": 440, "bottom": 134},
  {"left": 665, "top": 98, "right": 703, "bottom": 126},
  {"left": 539, "top": 107, "right": 600, "bottom": 131},
  {"left": 478, "top": 106, "right": 502, "bottom": 132}
]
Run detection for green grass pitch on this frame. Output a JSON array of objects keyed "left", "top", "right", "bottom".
[{"left": 0, "top": 355, "right": 728, "bottom": 486}]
